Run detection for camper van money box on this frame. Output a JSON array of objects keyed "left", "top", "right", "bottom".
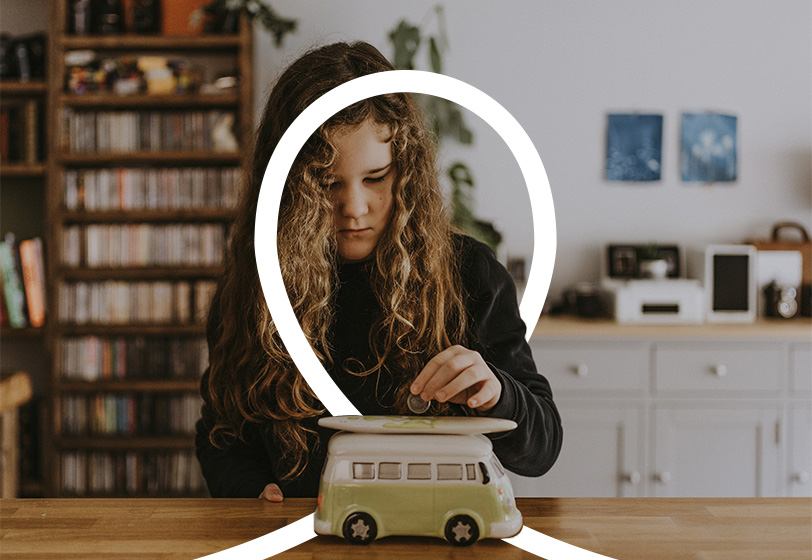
[{"left": 314, "top": 415, "right": 523, "bottom": 546}]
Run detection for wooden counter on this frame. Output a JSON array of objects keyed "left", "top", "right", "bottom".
[
  {"left": 532, "top": 315, "right": 812, "bottom": 341},
  {"left": 1, "top": 498, "right": 810, "bottom": 559}
]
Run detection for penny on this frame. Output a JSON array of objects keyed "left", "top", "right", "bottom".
[{"left": 407, "top": 393, "right": 431, "bottom": 414}]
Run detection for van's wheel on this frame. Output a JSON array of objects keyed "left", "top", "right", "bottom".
[
  {"left": 342, "top": 512, "right": 377, "bottom": 545},
  {"left": 445, "top": 515, "right": 479, "bottom": 546}
]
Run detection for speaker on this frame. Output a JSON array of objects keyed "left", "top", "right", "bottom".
[{"left": 704, "top": 244, "right": 757, "bottom": 323}]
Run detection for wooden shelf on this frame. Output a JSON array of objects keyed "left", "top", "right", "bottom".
[
  {"left": 58, "top": 151, "right": 242, "bottom": 166},
  {"left": 60, "top": 93, "right": 240, "bottom": 108},
  {"left": 532, "top": 315, "right": 812, "bottom": 341},
  {"left": 56, "top": 379, "right": 199, "bottom": 393},
  {"left": 60, "top": 209, "right": 235, "bottom": 223},
  {"left": 62, "top": 34, "right": 242, "bottom": 50},
  {"left": 57, "top": 324, "right": 205, "bottom": 336},
  {"left": 56, "top": 436, "right": 195, "bottom": 451},
  {"left": 0, "top": 163, "right": 47, "bottom": 177},
  {"left": 57, "top": 266, "right": 224, "bottom": 280},
  {"left": 0, "top": 327, "right": 45, "bottom": 339},
  {"left": 0, "top": 80, "right": 47, "bottom": 95}
]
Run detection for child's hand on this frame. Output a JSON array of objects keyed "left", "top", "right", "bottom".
[
  {"left": 411, "top": 345, "right": 502, "bottom": 412},
  {"left": 259, "top": 483, "right": 284, "bottom": 502}
]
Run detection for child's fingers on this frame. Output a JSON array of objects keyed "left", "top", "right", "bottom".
[
  {"left": 259, "top": 483, "right": 284, "bottom": 502},
  {"left": 410, "top": 345, "right": 464, "bottom": 395}
]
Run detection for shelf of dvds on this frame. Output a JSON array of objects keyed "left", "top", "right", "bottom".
[{"left": 44, "top": 0, "right": 253, "bottom": 497}]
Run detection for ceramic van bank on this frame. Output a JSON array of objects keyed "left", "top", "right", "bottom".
[{"left": 314, "top": 416, "right": 523, "bottom": 546}]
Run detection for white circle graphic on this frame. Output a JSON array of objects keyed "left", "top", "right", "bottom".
[{"left": 195, "top": 70, "right": 610, "bottom": 560}]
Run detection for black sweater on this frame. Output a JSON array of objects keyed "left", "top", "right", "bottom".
[{"left": 195, "top": 235, "right": 562, "bottom": 498}]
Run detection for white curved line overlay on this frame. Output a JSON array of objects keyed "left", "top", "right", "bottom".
[{"left": 193, "top": 70, "right": 612, "bottom": 560}]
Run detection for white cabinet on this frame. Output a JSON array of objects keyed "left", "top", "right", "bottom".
[
  {"left": 520, "top": 319, "right": 812, "bottom": 498},
  {"left": 509, "top": 402, "right": 645, "bottom": 498},
  {"left": 788, "top": 404, "right": 811, "bottom": 497},
  {"left": 650, "top": 405, "right": 782, "bottom": 497}
]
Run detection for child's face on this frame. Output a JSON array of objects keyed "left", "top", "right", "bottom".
[{"left": 327, "top": 120, "right": 395, "bottom": 263}]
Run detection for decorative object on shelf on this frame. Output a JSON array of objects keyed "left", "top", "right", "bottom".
[
  {"left": 388, "top": 5, "right": 502, "bottom": 253},
  {"left": 750, "top": 222, "right": 811, "bottom": 317},
  {"left": 191, "top": 0, "right": 296, "bottom": 43},
  {"left": 0, "top": 33, "right": 47, "bottom": 80},
  {"left": 70, "top": 0, "right": 93, "bottom": 35},
  {"left": 211, "top": 112, "right": 238, "bottom": 152},
  {"left": 680, "top": 112, "right": 737, "bottom": 183},
  {"left": 130, "top": 0, "right": 162, "bottom": 34},
  {"left": 605, "top": 113, "right": 663, "bottom": 182},
  {"left": 605, "top": 244, "right": 682, "bottom": 280},
  {"left": 704, "top": 244, "right": 757, "bottom": 323},
  {"left": 94, "top": 0, "right": 125, "bottom": 35},
  {"left": 638, "top": 244, "right": 669, "bottom": 280}
]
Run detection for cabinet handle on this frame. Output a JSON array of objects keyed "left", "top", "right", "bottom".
[
  {"left": 654, "top": 471, "right": 672, "bottom": 484},
  {"left": 574, "top": 364, "right": 589, "bottom": 377},
  {"left": 792, "top": 471, "right": 810, "bottom": 484},
  {"left": 711, "top": 364, "right": 727, "bottom": 377},
  {"left": 621, "top": 471, "right": 641, "bottom": 485}
]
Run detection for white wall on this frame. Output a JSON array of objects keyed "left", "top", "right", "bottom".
[{"left": 253, "top": 0, "right": 812, "bottom": 301}]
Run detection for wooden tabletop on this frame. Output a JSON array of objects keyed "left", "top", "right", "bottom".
[{"left": 1, "top": 498, "right": 810, "bottom": 559}]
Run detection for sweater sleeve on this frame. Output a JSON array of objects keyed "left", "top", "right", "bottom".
[
  {"left": 461, "top": 237, "right": 562, "bottom": 477},
  {"left": 195, "top": 368, "right": 276, "bottom": 498},
  {"left": 194, "top": 286, "right": 277, "bottom": 498}
]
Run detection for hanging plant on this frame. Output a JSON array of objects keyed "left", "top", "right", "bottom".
[{"left": 192, "top": 0, "right": 297, "bottom": 45}]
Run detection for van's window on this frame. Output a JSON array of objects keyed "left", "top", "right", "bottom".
[
  {"left": 490, "top": 456, "right": 505, "bottom": 477},
  {"left": 378, "top": 462, "right": 401, "bottom": 480},
  {"left": 478, "top": 461, "right": 490, "bottom": 484},
  {"left": 437, "top": 464, "right": 463, "bottom": 480},
  {"left": 466, "top": 463, "right": 477, "bottom": 480},
  {"left": 407, "top": 463, "right": 431, "bottom": 480},
  {"left": 353, "top": 462, "right": 374, "bottom": 480}
]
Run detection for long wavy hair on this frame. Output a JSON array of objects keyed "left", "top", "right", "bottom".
[{"left": 204, "top": 41, "right": 469, "bottom": 479}]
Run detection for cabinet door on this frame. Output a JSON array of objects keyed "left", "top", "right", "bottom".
[
  {"left": 508, "top": 402, "right": 645, "bottom": 497},
  {"left": 651, "top": 405, "right": 782, "bottom": 497},
  {"left": 788, "top": 404, "right": 811, "bottom": 497}
]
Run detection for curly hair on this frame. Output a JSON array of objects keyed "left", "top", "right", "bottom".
[{"left": 204, "top": 41, "right": 469, "bottom": 479}]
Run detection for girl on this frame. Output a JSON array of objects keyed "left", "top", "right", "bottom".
[{"left": 195, "top": 41, "right": 562, "bottom": 501}]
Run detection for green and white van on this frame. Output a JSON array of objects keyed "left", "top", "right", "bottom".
[{"left": 313, "top": 416, "right": 523, "bottom": 546}]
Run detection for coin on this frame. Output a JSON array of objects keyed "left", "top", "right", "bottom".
[{"left": 407, "top": 393, "right": 431, "bottom": 414}]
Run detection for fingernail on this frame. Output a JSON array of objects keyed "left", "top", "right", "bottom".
[
  {"left": 469, "top": 399, "right": 478, "bottom": 407},
  {"left": 421, "top": 393, "right": 429, "bottom": 401},
  {"left": 436, "top": 391, "right": 445, "bottom": 401},
  {"left": 411, "top": 384, "right": 418, "bottom": 394}
]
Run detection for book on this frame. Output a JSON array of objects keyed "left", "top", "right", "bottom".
[
  {"left": 19, "top": 237, "right": 46, "bottom": 327},
  {"left": 0, "top": 234, "right": 29, "bottom": 328}
]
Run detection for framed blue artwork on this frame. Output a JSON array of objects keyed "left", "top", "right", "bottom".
[
  {"left": 680, "top": 113, "right": 737, "bottom": 182},
  {"left": 606, "top": 114, "right": 663, "bottom": 182}
]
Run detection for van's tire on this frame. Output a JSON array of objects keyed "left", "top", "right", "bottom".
[
  {"left": 444, "top": 515, "right": 479, "bottom": 546},
  {"left": 342, "top": 512, "right": 377, "bottom": 545}
]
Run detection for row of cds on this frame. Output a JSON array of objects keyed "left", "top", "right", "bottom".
[
  {"left": 58, "top": 280, "right": 216, "bottom": 325},
  {"left": 62, "top": 223, "right": 227, "bottom": 268},
  {"left": 60, "top": 336, "right": 208, "bottom": 381},
  {"left": 61, "top": 450, "right": 205, "bottom": 496},
  {"left": 63, "top": 167, "right": 242, "bottom": 211}
]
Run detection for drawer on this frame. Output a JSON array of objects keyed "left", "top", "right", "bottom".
[
  {"left": 654, "top": 342, "right": 785, "bottom": 395},
  {"left": 531, "top": 341, "right": 649, "bottom": 394},
  {"left": 791, "top": 343, "right": 811, "bottom": 395}
]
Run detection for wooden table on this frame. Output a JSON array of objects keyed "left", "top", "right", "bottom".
[{"left": 1, "top": 498, "right": 810, "bottom": 559}]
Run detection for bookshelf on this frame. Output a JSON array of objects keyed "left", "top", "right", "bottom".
[
  {"left": 0, "top": 17, "right": 49, "bottom": 498},
  {"left": 45, "top": 0, "right": 253, "bottom": 497}
]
